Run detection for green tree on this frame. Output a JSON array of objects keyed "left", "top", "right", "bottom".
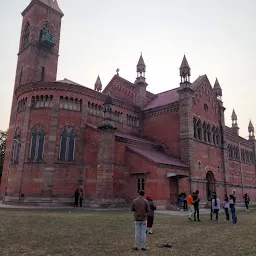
[{"left": 0, "top": 130, "right": 8, "bottom": 181}]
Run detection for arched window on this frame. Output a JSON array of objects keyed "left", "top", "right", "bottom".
[
  {"left": 212, "top": 126, "right": 216, "bottom": 145},
  {"left": 59, "top": 127, "right": 76, "bottom": 162},
  {"left": 207, "top": 124, "right": 212, "bottom": 143},
  {"left": 203, "top": 122, "right": 207, "bottom": 142},
  {"left": 215, "top": 127, "right": 220, "bottom": 146},
  {"left": 22, "top": 22, "right": 30, "bottom": 48},
  {"left": 193, "top": 118, "right": 197, "bottom": 139},
  {"left": 29, "top": 125, "right": 45, "bottom": 162},
  {"left": 137, "top": 177, "right": 145, "bottom": 192},
  {"left": 196, "top": 120, "right": 202, "bottom": 140},
  {"left": 39, "top": 23, "right": 56, "bottom": 48},
  {"left": 11, "top": 128, "right": 21, "bottom": 164}
]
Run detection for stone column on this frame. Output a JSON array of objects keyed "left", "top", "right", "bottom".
[
  {"left": 177, "top": 83, "right": 195, "bottom": 192},
  {"left": 42, "top": 96, "right": 60, "bottom": 199}
]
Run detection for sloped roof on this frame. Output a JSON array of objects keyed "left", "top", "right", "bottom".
[
  {"left": 143, "top": 88, "right": 179, "bottom": 110},
  {"left": 191, "top": 75, "right": 207, "bottom": 89},
  {"left": 56, "top": 78, "right": 81, "bottom": 86},
  {"left": 38, "top": 0, "right": 63, "bottom": 15},
  {"left": 127, "top": 145, "right": 189, "bottom": 168},
  {"left": 115, "top": 132, "right": 157, "bottom": 145}
]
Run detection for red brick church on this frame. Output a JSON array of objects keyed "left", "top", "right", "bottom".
[{"left": 1, "top": 0, "right": 255, "bottom": 208}]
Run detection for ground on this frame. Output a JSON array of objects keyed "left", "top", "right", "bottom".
[{"left": 0, "top": 208, "right": 256, "bottom": 256}]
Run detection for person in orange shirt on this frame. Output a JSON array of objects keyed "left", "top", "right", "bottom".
[{"left": 187, "top": 192, "right": 196, "bottom": 221}]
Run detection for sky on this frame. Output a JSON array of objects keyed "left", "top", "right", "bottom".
[{"left": 0, "top": 0, "right": 255, "bottom": 138}]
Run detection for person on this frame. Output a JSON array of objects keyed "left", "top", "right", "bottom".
[
  {"left": 244, "top": 193, "right": 250, "bottom": 211},
  {"left": 183, "top": 193, "right": 188, "bottom": 211},
  {"left": 79, "top": 189, "right": 83, "bottom": 207},
  {"left": 210, "top": 192, "right": 216, "bottom": 220},
  {"left": 232, "top": 191, "right": 236, "bottom": 204},
  {"left": 74, "top": 189, "right": 79, "bottom": 207},
  {"left": 187, "top": 192, "right": 196, "bottom": 221},
  {"left": 223, "top": 194, "right": 230, "bottom": 221},
  {"left": 146, "top": 195, "right": 156, "bottom": 234},
  {"left": 131, "top": 190, "right": 150, "bottom": 251},
  {"left": 193, "top": 190, "right": 201, "bottom": 222},
  {"left": 177, "top": 193, "right": 183, "bottom": 210},
  {"left": 229, "top": 194, "right": 237, "bottom": 224},
  {"left": 212, "top": 193, "right": 220, "bottom": 222}
]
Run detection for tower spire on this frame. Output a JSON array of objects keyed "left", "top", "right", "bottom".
[
  {"left": 231, "top": 108, "right": 239, "bottom": 135},
  {"left": 248, "top": 119, "right": 255, "bottom": 140},
  {"left": 179, "top": 55, "right": 191, "bottom": 83},
  {"left": 213, "top": 78, "right": 222, "bottom": 100},
  {"left": 136, "top": 53, "right": 146, "bottom": 78},
  {"left": 94, "top": 75, "right": 102, "bottom": 92}
]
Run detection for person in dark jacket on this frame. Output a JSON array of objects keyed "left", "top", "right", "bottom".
[
  {"left": 79, "top": 189, "right": 83, "bottom": 207},
  {"left": 146, "top": 195, "right": 156, "bottom": 234},
  {"left": 74, "top": 189, "right": 79, "bottom": 207},
  {"left": 244, "top": 193, "right": 250, "bottom": 211},
  {"left": 193, "top": 190, "right": 201, "bottom": 222},
  {"left": 131, "top": 190, "right": 150, "bottom": 251}
]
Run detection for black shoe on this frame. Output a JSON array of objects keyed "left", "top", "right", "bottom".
[
  {"left": 133, "top": 247, "right": 138, "bottom": 250},
  {"left": 198, "top": 220, "right": 201, "bottom": 222},
  {"left": 188, "top": 218, "right": 192, "bottom": 221},
  {"left": 142, "top": 248, "right": 147, "bottom": 251}
]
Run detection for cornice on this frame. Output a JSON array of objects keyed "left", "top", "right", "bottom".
[{"left": 15, "top": 82, "right": 141, "bottom": 112}]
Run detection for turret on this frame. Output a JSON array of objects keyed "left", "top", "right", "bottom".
[
  {"left": 248, "top": 120, "right": 255, "bottom": 141},
  {"left": 94, "top": 75, "right": 102, "bottom": 92},
  {"left": 179, "top": 55, "right": 191, "bottom": 83},
  {"left": 231, "top": 109, "right": 239, "bottom": 135},
  {"left": 213, "top": 78, "right": 222, "bottom": 101}
]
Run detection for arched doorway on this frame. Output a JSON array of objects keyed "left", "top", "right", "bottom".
[{"left": 206, "top": 171, "right": 216, "bottom": 201}]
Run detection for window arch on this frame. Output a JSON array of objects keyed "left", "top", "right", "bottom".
[
  {"left": 11, "top": 128, "right": 21, "bottom": 164},
  {"left": 203, "top": 122, "right": 207, "bottom": 142},
  {"left": 215, "top": 127, "right": 220, "bottom": 146},
  {"left": 207, "top": 124, "right": 212, "bottom": 143},
  {"left": 212, "top": 126, "right": 216, "bottom": 145},
  {"left": 29, "top": 125, "right": 45, "bottom": 162},
  {"left": 59, "top": 127, "right": 76, "bottom": 162},
  {"left": 22, "top": 22, "right": 30, "bottom": 48},
  {"left": 196, "top": 120, "right": 202, "bottom": 140}
]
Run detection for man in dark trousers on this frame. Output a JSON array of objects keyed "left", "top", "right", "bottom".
[
  {"left": 193, "top": 190, "right": 201, "bottom": 222},
  {"left": 210, "top": 192, "right": 216, "bottom": 220}
]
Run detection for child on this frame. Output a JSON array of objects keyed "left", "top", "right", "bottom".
[
  {"left": 223, "top": 194, "right": 229, "bottom": 221},
  {"left": 212, "top": 194, "right": 220, "bottom": 222},
  {"left": 229, "top": 194, "right": 237, "bottom": 224},
  {"left": 146, "top": 195, "right": 156, "bottom": 234}
]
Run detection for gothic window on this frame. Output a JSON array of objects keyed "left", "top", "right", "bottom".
[
  {"left": 196, "top": 120, "right": 202, "bottom": 140},
  {"left": 137, "top": 177, "right": 145, "bottom": 192},
  {"left": 241, "top": 149, "right": 245, "bottom": 162},
  {"left": 40, "top": 24, "right": 51, "bottom": 41},
  {"left": 193, "top": 118, "right": 197, "bottom": 139},
  {"left": 41, "top": 67, "right": 45, "bottom": 81},
  {"left": 215, "top": 127, "right": 220, "bottom": 146},
  {"left": 207, "top": 124, "right": 212, "bottom": 143},
  {"left": 235, "top": 146, "right": 239, "bottom": 160},
  {"left": 29, "top": 125, "right": 45, "bottom": 162},
  {"left": 22, "top": 22, "right": 30, "bottom": 48},
  {"left": 59, "top": 127, "right": 76, "bottom": 162},
  {"left": 203, "top": 122, "right": 207, "bottom": 142},
  {"left": 212, "top": 126, "right": 216, "bottom": 145},
  {"left": 11, "top": 128, "right": 21, "bottom": 164}
]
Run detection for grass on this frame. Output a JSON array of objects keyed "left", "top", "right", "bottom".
[{"left": 0, "top": 208, "right": 256, "bottom": 256}]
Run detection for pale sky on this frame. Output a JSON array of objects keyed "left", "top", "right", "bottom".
[{"left": 1, "top": 0, "right": 255, "bottom": 138}]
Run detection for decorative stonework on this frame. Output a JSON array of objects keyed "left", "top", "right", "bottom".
[
  {"left": 32, "top": 95, "right": 53, "bottom": 109},
  {"left": 60, "top": 97, "right": 82, "bottom": 111}
]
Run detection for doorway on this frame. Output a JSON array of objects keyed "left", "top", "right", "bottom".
[
  {"left": 169, "top": 177, "right": 178, "bottom": 205},
  {"left": 206, "top": 171, "right": 216, "bottom": 201}
]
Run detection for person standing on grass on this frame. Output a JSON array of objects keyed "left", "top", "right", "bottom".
[
  {"left": 210, "top": 192, "right": 216, "bottom": 220},
  {"left": 193, "top": 190, "right": 201, "bottom": 222},
  {"left": 187, "top": 192, "right": 196, "bottom": 221},
  {"left": 74, "top": 189, "right": 79, "bottom": 207},
  {"left": 146, "top": 195, "right": 156, "bottom": 234},
  {"left": 211, "top": 194, "right": 220, "bottom": 222},
  {"left": 229, "top": 194, "right": 237, "bottom": 224},
  {"left": 79, "top": 189, "right": 83, "bottom": 207},
  {"left": 244, "top": 193, "right": 250, "bottom": 211},
  {"left": 131, "top": 190, "right": 150, "bottom": 251},
  {"left": 223, "top": 194, "right": 230, "bottom": 221}
]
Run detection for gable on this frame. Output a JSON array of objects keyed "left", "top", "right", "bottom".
[
  {"left": 103, "top": 75, "right": 136, "bottom": 104},
  {"left": 192, "top": 75, "right": 219, "bottom": 123}
]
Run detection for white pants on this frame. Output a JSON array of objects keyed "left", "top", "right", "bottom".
[{"left": 188, "top": 205, "right": 194, "bottom": 219}]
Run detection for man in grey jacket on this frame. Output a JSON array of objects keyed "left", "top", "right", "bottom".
[{"left": 131, "top": 190, "right": 150, "bottom": 251}]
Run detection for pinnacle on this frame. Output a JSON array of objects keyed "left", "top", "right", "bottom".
[
  {"left": 214, "top": 78, "right": 221, "bottom": 88},
  {"left": 231, "top": 109, "right": 237, "bottom": 120},
  {"left": 249, "top": 119, "right": 254, "bottom": 129},
  {"left": 137, "top": 54, "right": 146, "bottom": 67},
  {"left": 180, "top": 55, "right": 190, "bottom": 69},
  {"left": 95, "top": 75, "right": 102, "bottom": 86}
]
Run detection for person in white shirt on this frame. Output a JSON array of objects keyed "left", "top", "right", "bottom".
[{"left": 212, "top": 194, "right": 220, "bottom": 222}]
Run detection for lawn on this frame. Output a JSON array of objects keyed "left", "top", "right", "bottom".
[{"left": 0, "top": 208, "right": 256, "bottom": 256}]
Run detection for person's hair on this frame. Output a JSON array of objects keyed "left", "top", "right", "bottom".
[
  {"left": 230, "top": 194, "right": 234, "bottom": 199},
  {"left": 196, "top": 190, "right": 199, "bottom": 194},
  {"left": 213, "top": 194, "right": 217, "bottom": 206},
  {"left": 139, "top": 190, "right": 145, "bottom": 196}
]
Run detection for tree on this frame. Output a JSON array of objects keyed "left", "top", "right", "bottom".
[{"left": 0, "top": 130, "right": 8, "bottom": 182}]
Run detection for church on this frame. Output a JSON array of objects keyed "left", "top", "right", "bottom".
[{"left": 1, "top": 0, "right": 255, "bottom": 208}]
